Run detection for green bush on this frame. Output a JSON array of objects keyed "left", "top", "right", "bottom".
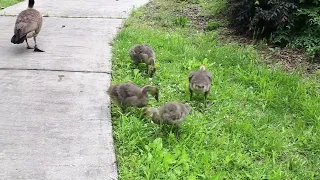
[{"left": 225, "top": 0, "right": 320, "bottom": 57}]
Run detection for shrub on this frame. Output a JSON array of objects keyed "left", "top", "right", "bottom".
[{"left": 225, "top": 0, "right": 320, "bottom": 57}]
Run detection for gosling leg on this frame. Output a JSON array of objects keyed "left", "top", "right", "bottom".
[
  {"left": 174, "top": 125, "right": 181, "bottom": 140},
  {"left": 204, "top": 91, "right": 209, "bottom": 107},
  {"left": 33, "top": 37, "right": 45, "bottom": 52},
  {"left": 121, "top": 106, "right": 126, "bottom": 113},
  {"left": 26, "top": 39, "right": 33, "bottom": 49},
  {"left": 189, "top": 87, "right": 193, "bottom": 101}
]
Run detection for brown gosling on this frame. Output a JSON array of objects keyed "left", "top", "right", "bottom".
[
  {"left": 188, "top": 65, "right": 212, "bottom": 106},
  {"left": 107, "top": 82, "right": 159, "bottom": 112},
  {"left": 11, "top": 0, "right": 44, "bottom": 52},
  {"left": 142, "top": 102, "right": 192, "bottom": 126},
  {"left": 129, "top": 44, "right": 156, "bottom": 77}
]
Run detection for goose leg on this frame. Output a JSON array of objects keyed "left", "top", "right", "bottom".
[
  {"left": 33, "top": 37, "right": 45, "bottom": 52},
  {"left": 25, "top": 39, "right": 33, "bottom": 49}
]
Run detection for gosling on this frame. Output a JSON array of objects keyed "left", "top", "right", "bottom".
[
  {"left": 129, "top": 44, "right": 156, "bottom": 77},
  {"left": 11, "top": 0, "right": 44, "bottom": 52},
  {"left": 107, "top": 82, "right": 159, "bottom": 112},
  {"left": 188, "top": 65, "right": 212, "bottom": 106},
  {"left": 142, "top": 102, "right": 192, "bottom": 126}
]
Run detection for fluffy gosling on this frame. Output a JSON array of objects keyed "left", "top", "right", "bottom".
[
  {"left": 188, "top": 65, "right": 212, "bottom": 106},
  {"left": 129, "top": 44, "right": 156, "bottom": 77},
  {"left": 107, "top": 82, "right": 159, "bottom": 112},
  {"left": 142, "top": 102, "right": 192, "bottom": 126}
]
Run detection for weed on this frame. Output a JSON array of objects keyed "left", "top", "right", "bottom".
[
  {"left": 206, "top": 20, "right": 220, "bottom": 31},
  {"left": 173, "top": 16, "right": 189, "bottom": 27}
]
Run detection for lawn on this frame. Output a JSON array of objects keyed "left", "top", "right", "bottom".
[
  {"left": 0, "top": 0, "right": 22, "bottom": 9},
  {"left": 110, "top": 0, "right": 320, "bottom": 179}
]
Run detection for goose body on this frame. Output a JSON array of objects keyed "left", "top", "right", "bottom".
[
  {"left": 107, "top": 82, "right": 159, "bottom": 112},
  {"left": 11, "top": 0, "right": 44, "bottom": 52},
  {"left": 129, "top": 44, "right": 156, "bottom": 77}
]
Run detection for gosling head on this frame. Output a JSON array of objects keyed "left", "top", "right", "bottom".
[
  {"left": 142, "top": 86, "right": 159, "bottom": 102},
  {"left": 152, "top": 87, "right": 159, "bottom": 102},
  {"left": 140, "top": 107, "right": 148, "bottom": 119},
  {"left": 141, "top": 107, "right": 156, "bottom": 118}
]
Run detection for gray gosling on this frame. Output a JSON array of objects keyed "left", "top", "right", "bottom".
[
  {"left": 107, "top": 82, "right": 159, "bottom": 112},
  {"left": 188, "top": 65, "right": 212, "bottom": 106},
  {"left": 142, "top": 102, "right": 192, "bottom": 126},
  {"left": 11, "top": 0, "right": 44, "bottom": 52},
  {"left": 129, "top": 44, "right": 156, "bottom": 77}
]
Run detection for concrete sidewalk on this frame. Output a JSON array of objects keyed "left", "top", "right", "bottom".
[{"left": 0, "top": 0, "right": 148, "bottom": 179}]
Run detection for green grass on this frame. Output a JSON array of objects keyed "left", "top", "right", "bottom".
[
  {"left": 111, "top": 0, "right": 320, "bottom": 179},
  {"left": 0, "top": 0, "right": 22, "bottom": 9}
]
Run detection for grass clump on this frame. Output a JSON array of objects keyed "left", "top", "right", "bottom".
[
  {"left": 0, "top": 0, "right": 22, "bottom": 9},
  {"left": 206, "top": 20, "right": 220, "bottom": 31},
  {"left": 111, "top": 0, "right": 320, "bottom": 179}
]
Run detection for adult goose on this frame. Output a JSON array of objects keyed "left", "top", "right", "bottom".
[{"left": 11, "top": 0, "right": 44, "bottom": 52}]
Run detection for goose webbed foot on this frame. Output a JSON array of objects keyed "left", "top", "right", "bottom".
[
  {"left": 34, "top": 45, "right": 45, "bottom": 52},
  {"left": 33, "top": 37, "right": 45, "bottom": 52}
]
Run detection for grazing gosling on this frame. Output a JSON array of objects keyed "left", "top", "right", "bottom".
[
  {"left": 11, "top": 0, "right": 44, "bottom": 52},
  {"left": 129, "top": 44, "right": 156, "bottom": 77},
  {"left": 142, "top": 102, "right": 192, "bottom": 126},
  {"left": 188, "top": 65, "right": 212, "bottom": 106},
  {"left": 107, "top": 82, "right": 159, "bottom": 112}
]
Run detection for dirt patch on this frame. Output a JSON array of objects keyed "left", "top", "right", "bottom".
[{"left": 181, "top": 5, "right": 209, "bottom": 32}]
